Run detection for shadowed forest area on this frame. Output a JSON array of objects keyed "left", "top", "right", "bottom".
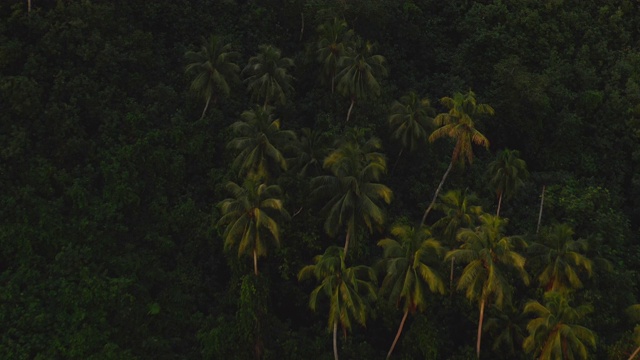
[{"left": 2, "top": 0, "right": 640, "bottom": 359}]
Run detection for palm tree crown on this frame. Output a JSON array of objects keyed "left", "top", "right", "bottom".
[
  {"left": 227, "top": 105, "right": 297, "bottom": 180},
  {"left": 316, "top": 17, "right": 355, "bottom": 94},
  {"left": 388, "top": 91, "right": 435, "bottom": 153},
  {"left": 242, "top": 44, "right": 294, "bottom": 108},
  {"left": 487, "top": 148, "right": 529, "bottom": 216},
  {"left": 217, "top": 180, "right": 290, "bottom": 276},
  {"left": 185, "top": 35, "right": 240, "bottom": 119},
  {"left": 298, "top": 246, "right": 377, "bottom": 360},
  {"left": 523, "top": 292, "right": 596, "bottom": 360},
  {"left": 311, "top": 131, "right": 393, "bottom": 255}
]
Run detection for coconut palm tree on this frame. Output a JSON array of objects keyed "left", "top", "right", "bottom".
[
  {"left": 227, "top": 105, "right": 297, "bottom": 180},
  {"left": 431, "top": 189, "right": 483, "bottom": 246},
  {"left": 523, "top": 292, "right": 596, "bottom": 360},
  {"left": 422, "top": 90, "right": 494, "bottom": 225},
  {"left": 242, "top": 44, "right": 294, "bottom": 108},
  {"left": 388, "top": 92, "right": 435, "bottom": 172},
  {"left": 627, "top": 304, "right": 640, "bottom": 360},
  {"left": 377, "top": 224, "right": 445, "bottom": 359},
  {"left": 294, "top": 127, "right": 330, "bottom": 178},
  {"left": 446, "top": 214, "right": 529, "bottom": 358},
  {"left": 218, "top": 180, "right": 290, "bottom": 276},
  {"left": 483, "top": 304, "right": 527, "bottom": 359},
  {"left": 185, "top": 35, "right": 240, "bottom": 119},
  {"left": 487, "top": 148, "right": 529, "bottom": 216},
  {"left": 298, "top": 246, "right": 377, "bottom": 360},
  {"left": 528, "top": 223, "right": 593, "bottom": 293},
  {"left": 311, "top": 132, "right": 392, "bottom": 255},
  {"left": 335, "top": 39, "right": 387, "bottom": 122},
  {"left": 316, "top": 17, "right": 355, "bottom": 94}
]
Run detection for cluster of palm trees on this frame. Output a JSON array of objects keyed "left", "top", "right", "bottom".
[{"left": 185, "top": 19, "right": 633, "bottom": 360}]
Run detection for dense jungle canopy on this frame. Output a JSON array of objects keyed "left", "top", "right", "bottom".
[{"left": 2, "top": 0, "right": 640, "bottom": 359}]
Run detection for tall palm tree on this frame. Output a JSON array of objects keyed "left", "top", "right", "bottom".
[
  {"left": 298, "top": 246, "right": 377, "bottom": 360},
  {"left": 487, "top": 148, "right": 529, "bottom": 216},
  {"left": 377, "top": 224, "right": 445, "bottom": 359},
  {"left": 294, "top": 127, "right": 330, "bottom": 178},
  {"left": 483, "top": 304, "right": 527, "bottom": 359},
  {"left": 422, "top": 90, "right": 494, "bottom": 225},
  {"left": 316, "top": 17, "right": 355, "bottom": 94},
  {"left": 242, "top": 44, "right": 295, "bottom": 108},
  {"left": 523, "top": 292, "right": 596, "bottom": 360},
  {"left": 218, "top": 180, "right": 290, "bottom": 276},
  {"left": 185, "top": 35, "right": 241, "bottom": 119},
  {"left": 446, "top": 214, "right": 529, "bottom": 358},
  {"left": 335, "top": 39, "right": 387, "bottom": 122},
  {"left": 528, "top": 223, "right": 593, "bottom": 292},
  {"left": 227, "top": 106, "right": 297, "bottom": 180},
  {"left": 627, "top": 304, "right": 640, "bottom": 360},
  {"left": 388, "top": 92, "right": 435, "bottom": 172},
  {"left": 311, "top": 133, "right": 393, "bottom": 255}
]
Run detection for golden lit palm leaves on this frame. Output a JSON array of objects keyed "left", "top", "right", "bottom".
[
  {"left": 446, "top": 214, "right": 529, "bottom": 358},
  {"left": 227, "top": 106, "right": 297, "bottom": 180},
  {"left": 185, "top": 35, "right": 240, "bottom": 119},
  {"left": 218, "top": 180, "right": 290, "bottom": 276},
  {"left": 242, "top": 45, "right": 294, "bottom": 108},
  {"left": 298, "top": 246, "right": 377, "bottom": 360},
  {"left": 523, "top": 292, "right": 596, "bottom": 360},
  {"left": 487, "top": 149, "right": 529, "bottom": 216},
  {"left": 377, "top": 224, "right": 445, "bottom": 359},
  {"left": 421, "top": 90, "right": 493, "bottom": 225},
  {"left": 311, "top": 134, "right": 393, "bottom": 255},
  {"left": 336, "top": 40, "right": 387, "bottom": 122},
  {"left": 431, "top": 189, "right": 483, "bottom": 246}
]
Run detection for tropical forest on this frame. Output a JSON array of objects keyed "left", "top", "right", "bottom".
[{"left": 3, "top": 0, "right": 640, "bottom": 359}]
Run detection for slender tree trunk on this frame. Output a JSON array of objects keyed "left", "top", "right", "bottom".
[
  {"left": 449, "top": 256, "right": 455, "bottom": 296},
  {"left": 628, "top": 345, "right": 640, "bottom": 360},
  {"left": 346, "top": 98, "right": 355, "bottom": 122},
  {"left": 343, "top": 231, "right": 351, "bottom": 257},
  {"left": 28, "top": 0, "right": 31, "bottom": 15},
  {"left": 387, "top": 309, "right": 409, "bottom": 359},
  {"left": 391, "top": 148, "right": 404, "bottom": 175},
  {"left": 536, "top": 185, "right": 545, "bottom": 234},
  {"left": 421, "top": 159, "right": 455, "bottom": 226},
  {"left": 476, "top": 299, "right": 486, "bottom": 359},
  {"left": 331, "top": 73, "right": 335, "bottom": 94},
  {"left": 496, "top": 193, "right": 503, "bottom": 217},
  {"left": 299, "top": 12, "right": 304, "bottom": 41},
  {"left": 200, "top": 95, "right": 212, "bottom": 120},
  {"left": 253, "top": 249, "right": 258, "bottom": 276},
  {"left": 333, "top": 322, "right": 339, "bottom": 360}
]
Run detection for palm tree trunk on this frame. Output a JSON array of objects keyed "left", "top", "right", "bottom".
[
  {"left": 253, "top": 249, "right": 258, "bottom": 276},
  {"left": 628, "top": 345, "right": 640, "bottom": 360},
  {"left": 28, "top": 0, "right": 31, "bottom": 14},
  {"left": 346, "top": 98, "right": 355, "bottom": 122},
  {"left": 387, "top": 309, "right": 409, "bottom": 359},
  {"left": 536, "top": 185, "right": 545, "bottom": 234},
  {"left": 299, "top": 11, "right": 304, "bottom": 41},
  {"left": 200, "top": 95, "right": 212, "bottom": 120},
  {"left": 391, "top": 148, "right": 404, "bottom": 175},
  {"left": 449, "top": 256, "right": 455, "bottom": 296},
  {"left": 476, "top": 299, "right": 486, "bottom": 359},
  {"left": 421, "top": 159, "right": 454, "bottom": 226},
  {"left": 343, "top": 231, "right": 351, "bottom": 257},
  {"left": 496, "top": 192, "right": 503, "bottom": 217},
  {"left": 333, "top": 322, "right": 339, "bottom": 360}
]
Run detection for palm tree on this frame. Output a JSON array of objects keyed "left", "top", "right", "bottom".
[
  {"left": 422, "top": 90, "right": 494, "bottom": 225},
  {"left": 217, "top": 180, "right": 290, "bottom": 276},
  {"left": 377, "top": 224, "right": 445, "bottom": 359},
  {"left": 431, "top": 189, "right": 483, "bottom": 292},
  {"left": 528, "top": 223, "right": 593, "bottom": 292},
  {"left": 316, "top": 18, "right": 355, "bottom": 94},
  {"left": 227, "top": 106, "right": 297, "bottom": 180},
  {"left": 388, "top": 92, "right": 435, "bottom": 172},
  {"left": 242, "top": 45, "right": 295, "bottom": 109},
  {"left": 298, "top": 246, "right": 377, "bottom": 360},
  {"left": 483, "top": 304, "right": 527, "bottom": 359},
  {"left": 335, "top": 39, "right": 387, "bottom": 122},
  {"left": 627, "top": 304, "right": 640, "bottom": 360},
  {"left": 487, "top": 148, "right": 529, "bottom": 216},
  {"left": 185, "top": 35, "right": 240, "bottom": 119},
  {"left": 294, "top": 127, "right": 330, "bottom": 178},
  {"left": 523, "top": 292, "right": 596, "bottom": 360},
  {"left": 446, "top": 214, "right": 529, "bottom": 358},
  {"left": 311, "top": 133, "right": 393, "bottom": 256}
]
